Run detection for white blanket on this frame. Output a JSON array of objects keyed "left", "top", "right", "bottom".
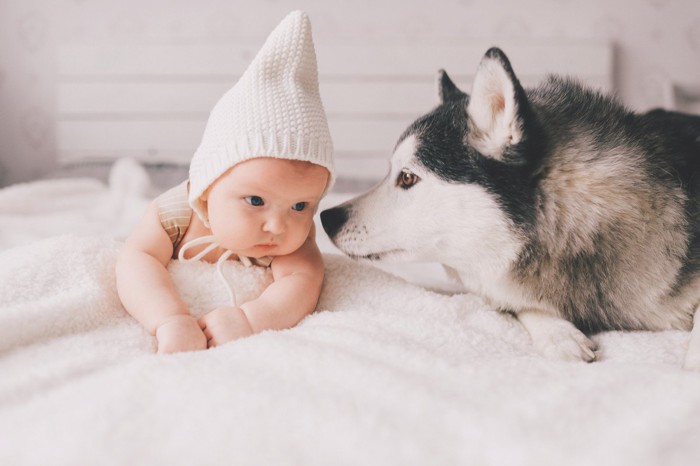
[{"left": 1, "top": 164, "right": 700, "bottom": 465}]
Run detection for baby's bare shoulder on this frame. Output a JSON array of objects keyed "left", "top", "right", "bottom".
[{"left": 122, "top": 201, "right": 173, "bottom": 265}]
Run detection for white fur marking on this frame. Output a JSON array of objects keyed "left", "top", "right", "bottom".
[{"left": 392, "top": 135, "right": 418, "bottom": 170}]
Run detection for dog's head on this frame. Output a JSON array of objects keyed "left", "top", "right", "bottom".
[{"left": 321, "top": 48, "right": 541, "bottom": 267}]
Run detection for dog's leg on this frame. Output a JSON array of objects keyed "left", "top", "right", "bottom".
[
  {"left": 517, "top": 309, "right": 598, "bottom": 362},
  {"left": 683, "top": 304, "right": 700, "bottom": 370}
]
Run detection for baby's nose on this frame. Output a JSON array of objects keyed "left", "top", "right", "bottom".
[{"left": 263, "top": 213, "right": 286, "bottom": 235}]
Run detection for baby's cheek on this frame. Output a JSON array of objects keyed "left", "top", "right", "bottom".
[
  {"left": 281, "top": 228, "right": 308, "bottom": 253},
  {"left": 212, "top": 218, "right": 249, "bottom": 246},
  {"left": 294, "top": 225, "right": 312, "bottom": 250}
]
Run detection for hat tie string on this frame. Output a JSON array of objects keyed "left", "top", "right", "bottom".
[{"left": 178, "top": 235, "right": 244, "bottom": 307}]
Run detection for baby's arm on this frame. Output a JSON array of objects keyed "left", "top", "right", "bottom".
[
  {"left": 116, "top": 201, "right": 206, "bottom": 353},
  {"left": 245, "top": 233, "right": 325, "bottom": 330},
  {"left": 199, "top": 227, "right": 324, "bottom": 346}
]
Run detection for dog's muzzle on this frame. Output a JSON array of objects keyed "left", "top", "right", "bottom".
[{"left": 320, "top": 206, "right": 348, "bottom": 239}]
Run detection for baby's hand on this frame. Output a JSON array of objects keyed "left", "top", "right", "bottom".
[
  {"left": 198, "top": 307, "right": 254, "bottom": 348},
  {"left": 155, "top": 315, "right": 207, "bottom": 354}
]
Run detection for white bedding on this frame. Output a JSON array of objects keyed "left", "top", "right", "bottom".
[{"left": 1, "top": 160, "right": 699, "bottom": 465}]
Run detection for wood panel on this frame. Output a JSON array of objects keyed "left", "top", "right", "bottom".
[
  {"left": 57, "top": 119, "right": 407, "bottom": 181},
  {"left": 58, "top": 42, "right": 612, "bottom": 81},
  {"left": 56, "top": 41, "right": 613, "bottom": 181},
  {"left": 58, "top": 81, "right": 435, "bottom": 116}
]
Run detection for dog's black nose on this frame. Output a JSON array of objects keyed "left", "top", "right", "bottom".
[{"left": 320, "top": 206, "right": 348, "bottom": 239}]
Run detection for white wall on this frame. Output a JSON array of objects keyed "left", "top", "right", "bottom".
[{"left": 1, "top": 0, "right": 699, "bottom": 187}]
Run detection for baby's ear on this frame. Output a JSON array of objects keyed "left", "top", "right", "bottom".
[{"left": 197, "top": 193, "right": 209, "bottom": 221}]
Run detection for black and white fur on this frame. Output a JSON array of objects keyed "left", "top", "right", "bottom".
[{"left": 321, "top": 48, "right": 700, "bottom": 367}]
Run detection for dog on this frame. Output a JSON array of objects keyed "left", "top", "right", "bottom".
[{"left": 320, "top": 47, "right": 700, "bottom": 367}]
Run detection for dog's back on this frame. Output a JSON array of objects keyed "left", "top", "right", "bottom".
[{"left": 516, "top": 78, "right": 700, "bottom": 332}]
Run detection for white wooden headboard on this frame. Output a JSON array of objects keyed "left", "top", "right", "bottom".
[{"left": 57, "top": 40, "right": 612, "bottom": 181}]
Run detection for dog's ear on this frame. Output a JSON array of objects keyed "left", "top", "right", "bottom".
[
  {"left": 466, "top": 47, "right": 529, "bottom": 163},
  {"left": 437, "top": 69, "right": 466, "bottom": 103}
]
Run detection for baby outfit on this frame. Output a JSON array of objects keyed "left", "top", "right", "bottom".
[{"left": 156, "top": 181, "right": 192, "bottom": 254}]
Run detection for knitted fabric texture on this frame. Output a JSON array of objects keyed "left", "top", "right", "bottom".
[{"left": 188, "top": 10, "right": 334, "bottom": 225}]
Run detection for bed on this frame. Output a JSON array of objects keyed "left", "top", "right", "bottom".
[{"left": 2, "top": 40, "right": 699, "bottom": 465}]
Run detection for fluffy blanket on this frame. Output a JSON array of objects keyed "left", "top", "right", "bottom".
[
  {"left": 1, "top": 161, "right": 700, "bottom": 465},
  {"left": 1, "top": 234, "right": 700, "bottom": 466},
  {"left": 0, "top": 160, "right": 152, "bottom": 249}
]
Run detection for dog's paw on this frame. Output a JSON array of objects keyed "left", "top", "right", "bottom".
[
  {"left": 534, "top": 327, "right": 598, "bottom": 362},
  {"left": 518, "top": 311, "right": 598, "bottom": 362}
]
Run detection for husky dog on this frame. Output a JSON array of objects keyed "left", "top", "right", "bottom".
[{"left": 320, "top": 48, "right": 700, "bottom": 367}]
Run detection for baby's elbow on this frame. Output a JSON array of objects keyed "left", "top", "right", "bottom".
[
  {"left": 302, "top": 260, "right": 324, "bottom": 293},
  {"left": 303, "top": 271, "right": 325, "bottom": 310},
  {"left": 115, "top": 247, "right": 141, "bottom": 291},
  {"left": 115, "top": 249, "right": 130, "bottom": 278}
]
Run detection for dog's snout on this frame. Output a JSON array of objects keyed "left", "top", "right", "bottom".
[{"left": 320, "top": 206, "right": 348, "bottom": 239}]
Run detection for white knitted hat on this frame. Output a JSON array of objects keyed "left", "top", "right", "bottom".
[{"left": 189, "top": 10, "right": 334, "bottom": 225}]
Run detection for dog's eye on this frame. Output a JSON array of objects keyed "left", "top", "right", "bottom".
[{"left": 397, "top": 170, "right": 420, "bottom": 189}]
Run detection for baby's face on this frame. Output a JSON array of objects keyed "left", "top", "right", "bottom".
[{"left": 203, "top": 158, "right": 329, "bottom": 258}]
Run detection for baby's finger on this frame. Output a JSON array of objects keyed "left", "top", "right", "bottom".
[{"left": 197, "top": 317, "right": 208, "bottom": 330}]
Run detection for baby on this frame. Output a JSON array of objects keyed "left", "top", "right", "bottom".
[{"left": 116, "top": 11, "right": 334, "bottom": 353}]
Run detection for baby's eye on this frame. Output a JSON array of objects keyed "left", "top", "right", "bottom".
[
  {"left": 245, "top": 196, "right": 264, "bottom": 207},
  {"left": 291, "top": 202, "right": 307, "bottom": 212}
]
